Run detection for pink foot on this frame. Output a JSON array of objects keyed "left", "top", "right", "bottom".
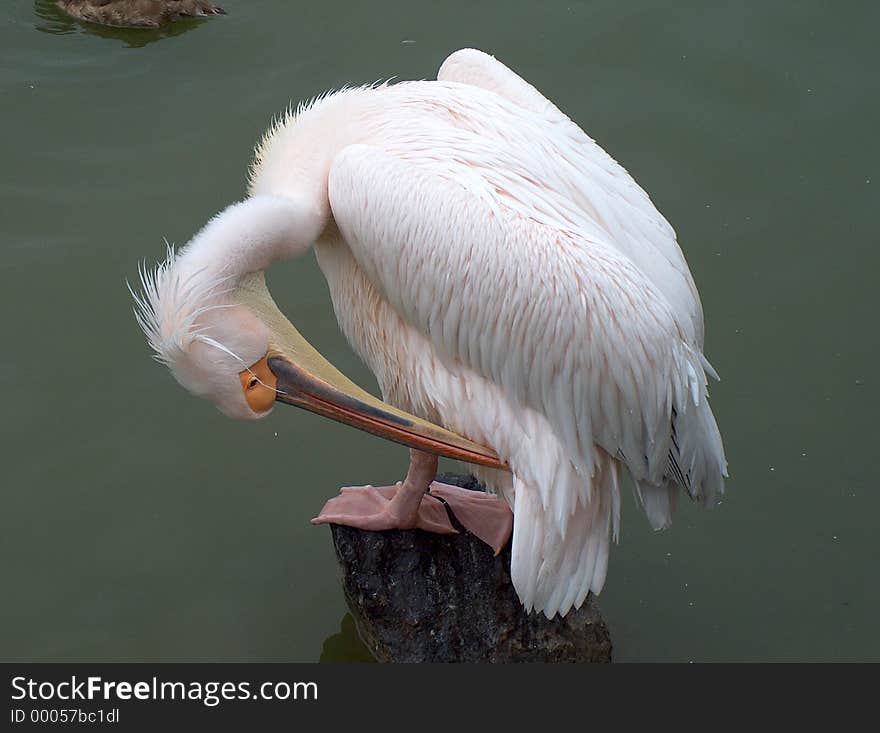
[
  {"left": 428, "top": 483, "right": 513, "bottom": 555},
  {"left": 311, "top": 484, "right": 458, "bottom": 535}
]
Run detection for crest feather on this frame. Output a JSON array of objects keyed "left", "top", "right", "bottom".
[{"left": 128, "top": 244, "right": 235, "bottom": 367}]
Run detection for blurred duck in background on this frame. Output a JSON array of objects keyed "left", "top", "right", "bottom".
[{"left": 56, "top": 0, "right": 225, "bottom": 28}]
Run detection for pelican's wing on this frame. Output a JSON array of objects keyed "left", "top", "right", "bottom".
[
  {"left": 438, "top": 48, "right": 563, "bottom": 120},
  {"left": 328, "top": 143, "right": 727, "bottom": 510},
  {"left": 438, "top": 48, "right": 708, "bottom": 352},
  {"left": 328, "top": 144, "right": 726, "bottom": 614}
]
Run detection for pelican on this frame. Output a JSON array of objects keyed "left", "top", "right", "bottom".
[{"left": 132, "top": 49, "right": 727, "bottom": 618}]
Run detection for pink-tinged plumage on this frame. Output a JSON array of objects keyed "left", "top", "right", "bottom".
[{"left": 136, "top": 49, "right": 727, "bottom": 618}]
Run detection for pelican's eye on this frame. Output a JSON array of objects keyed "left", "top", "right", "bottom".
[{"left": 238, "top": 354, "right": 277, "bottom": 414}]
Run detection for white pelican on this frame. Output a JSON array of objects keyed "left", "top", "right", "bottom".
[{"left": 132, "top": 49, "right": 727, "bottom": 618}]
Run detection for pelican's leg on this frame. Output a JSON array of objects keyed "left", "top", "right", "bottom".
[{"left": 311, "top": 450, "right": 457, "bottom": 535}]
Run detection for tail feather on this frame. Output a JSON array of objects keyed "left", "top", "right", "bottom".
[
  {"left": 635, "top": 479, "right": 677, "bottom": 530},
  {"left": 634, "top": 379, "right": 727, "bottom": 527},
  {"left": 509, "top": 451, "right": 619, "bottom": 618}
]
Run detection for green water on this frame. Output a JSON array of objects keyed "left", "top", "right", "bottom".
[{"left": 2, "top": 0, "right": 877, "bottom": 662}]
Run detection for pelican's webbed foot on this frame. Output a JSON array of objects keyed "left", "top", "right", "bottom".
[
  {"left": 311, "top": 448, "right": 458, "bottom": 535},
  {"left": 311, "top": 449, "right": 513, "bottom": 554},
  {"left": 428, "top": 483, "right": 512, "bottom": 556},
  {"left": 311, "top": 483, "right": 457, "bottom": 535}
]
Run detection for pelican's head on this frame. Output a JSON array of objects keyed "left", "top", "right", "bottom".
[
  {"left": 129, "top": 196, "right": 314, "bottom": 421},
  {"left": 131, "top": 247, "right": 279, "bottom": 421},
  {"left": 130, "top": 195, "right": 506, "bottom": 468}
]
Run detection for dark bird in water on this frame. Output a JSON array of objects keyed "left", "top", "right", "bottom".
[{"left": 56, "top": 0, "right": 225, "bottom": 28}]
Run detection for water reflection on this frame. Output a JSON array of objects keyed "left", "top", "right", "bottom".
[
  {"left": 320, "top": 614, "right": 376, "bottom": 663},
  {"left": 34, "top": 0, "right": 210, "bottom": 47}
]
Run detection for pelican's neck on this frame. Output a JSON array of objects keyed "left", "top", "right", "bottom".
[
  {"left": 249, "top": 86, "right": 384, "bottom": 205},
  {"left": 176, "top": 194, "right": 327, "bottom": 288},
  {"left": 175, "top": 88, "right": 383, "bottom": 302}
]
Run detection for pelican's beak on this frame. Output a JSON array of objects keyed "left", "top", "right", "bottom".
[
  {"left": 233, "top": 272, "right": 507, "bottom": 471},
  {"left": 266, "top": 353, "right": 506, "bottom": 469}
]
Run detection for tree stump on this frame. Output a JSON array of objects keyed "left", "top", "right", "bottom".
[{"left": 329, "top": 473, "right": 612, "bottom": 663}]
